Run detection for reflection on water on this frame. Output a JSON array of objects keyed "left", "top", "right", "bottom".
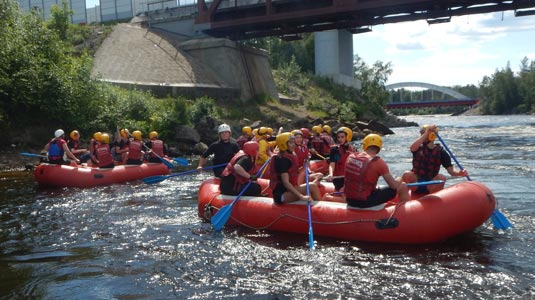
[{"left": 1, "top": 115, "right": 535, "bottom": 299}]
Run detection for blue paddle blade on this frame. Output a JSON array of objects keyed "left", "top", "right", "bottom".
[
  {"left": 143, "top": 175, "right": 167, "bottom": 184},
  {"left": 172, "top": 157, "right": 189, "bottom": 166},
  {"left": 491, "top": 209, "right": 513, "bottom": 230},
  {"left": 211, "top": 205, "right": 232, "bottom": 231}
]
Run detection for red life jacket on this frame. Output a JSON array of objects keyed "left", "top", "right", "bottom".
[
  {"left": 127, "top": 140, "right": 143, "bottom": 161},
  {"left": 344, "top": 152, "right": 379, "bottom": 200},
  {"left": 269, "top": 152, "right": 299, "bottom": 191},
  {"left": 150, "top": 139, "right": 164, "bottom": 158},
  {"left": 332, "top": 144, "right": 354, "bottom": 176},
  {"left": 96, "top": 144, "right": 114, "bottom": 167},
  {"left": 294, "top": 143, "right": 309, "bottom": 168},
  {"left": 412, "top": 144, "right": 442, "bottom": 179},
  {"left": 221, "top": 150, "right": 251, "bottom": 186}
]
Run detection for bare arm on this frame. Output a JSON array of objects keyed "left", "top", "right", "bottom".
[
  {"left": 233, "top": 164, "right": 251, "bottom": 179},
  {"left": 383, "top": 172, "right": 401, "bottom": 190},
  {"left": 62, "top": 143, "right": 79, "bottom": 162},
  {"left": 281, "top": 173, "right": 307, "bottom": 200}
]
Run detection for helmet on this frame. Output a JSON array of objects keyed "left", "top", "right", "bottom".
[
  {"left": 69, "top": 130, "right": 79, "bottom": 140},
  {"left": 120, "top": 129, "right": 129, "bottom": 138},
  {"left": 267, "top": 127, "right": 274, "bottom": 135},
  {"left": 218, "top": 124, "right": 231, "bottom": 134},
  {"left": 132, "top": 130, "right": 142, "bottom": 141},
  {"left": 291, "top": 129, "right": 303, "bottom": 137},
  {"left": 336, "top": 127, "right": 352, "bottom": 143},
  {"left": 312, "top": 125, "right": 322, "bottom": 135},
  {"left": 252, "top": 128, "right": 258, "bottom": 137},
  {"left": 322, "top": 125, "right": 332, "bottom": 135},
  {"left": 243, "top": 141, "right": 259, "bottom": 157},
  {"left": 300, "top": 128, "right": 310, "bottom": 139},
  {"left": 421, "top": 125, "right": 438, "bottom": 142},
  {"left": 242, "top": 126, "right": 252, "bottom": 136},
  {"left": 276, "top": 132, "right": 295, "bottom": 152},
  {"left": 93, "top": 132, "right": 102, "bottom": 141},
  {"left": 258, "top": 127, "right": 269, "bottom": 136},
  {"left": 149, "top": 131, "right": 158, "bottom": 139},
  {"left": 101, "top": 133, "right": 110, "bottom": 144},
  {"left": 54, "top": 129, "right": 65, "bottom": 138},
  {"left": 362, "top": 134, "right": 383, "bottom": 152}
]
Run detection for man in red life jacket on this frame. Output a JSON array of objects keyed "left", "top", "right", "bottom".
[
  {"left": 220, "top": 141, "right": 262, "bottom": 196},
  {"left": 344, "top": 134, "right": 409, "bottom": 208},
  {"left": 43, "top": 129, "right": 80, "bottom": 165},
  {"left": 145, "top": 131, "right": 167, "bottom": 163},
  {"left": 269, "top": 132, "right": 322, "bottom": 204},
  {"left": 309, "top": 125, "right": 332, "bottom": 160},
  {"left": 67, "top": 130, "right": 90, "bottom": 164},
  {"left": 326, "top": 127, "right": 355, "bottom": 191},
  {"left": 401, "top": 125, "right": 468, "bottom": 193},
  {"left": 125, "top": 130, "right": 144, "bottom": 165},
  {"left": 95, "top": 133, "right": 115, "bottom": 169},
  {"left": 236, "top": 126, "right": 252, "bottom": 149},
  {"left": 89, "top": 132, "right": 102, "bottom": 167}
]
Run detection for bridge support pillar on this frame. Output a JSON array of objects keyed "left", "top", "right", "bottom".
[{"left": 314, "top": 30, "right": 361, "bottom": 89}]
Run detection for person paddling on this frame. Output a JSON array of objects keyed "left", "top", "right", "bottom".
[
  {"left": 43, "top": 129, "right": 79, "bottom": 165},
  {"left": 197, "top": 124, "right": 240, "bottom": 178}
]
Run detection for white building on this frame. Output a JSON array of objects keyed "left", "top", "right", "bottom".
[{"left": 17, "top": 0, "right": 87, "bottom": 24}]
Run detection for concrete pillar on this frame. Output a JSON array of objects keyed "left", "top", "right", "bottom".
[{"left": 315, "top": 30, "right": 361, "bottom": 89}]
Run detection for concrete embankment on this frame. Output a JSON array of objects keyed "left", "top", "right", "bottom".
[{"left": 92, "top": 23, "right": 278, "bottom": 101}]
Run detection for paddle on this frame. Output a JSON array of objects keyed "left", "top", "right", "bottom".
[
  {"left": 435, "top": 132, "right": 512, "bottom": 230},
  {"left": 305, "top": 159, "right": 315, "bottom": 250},
  {"left": 20, "top": 152, "right": 47, "bottom": 158},
  {"left": 142, "top": 144, "right": 174, "bottom": 169},
  {"left": 211, "top": 158, "right": 272, "bottom": 231},
  {"left": 171, "top": 157, "right": 189, "bottom": 166},
  {"left": 143, "top": 163, "right": 227, "bottom": 184}
]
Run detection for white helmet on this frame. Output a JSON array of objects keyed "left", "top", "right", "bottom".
[
  {"left": 54, "top": 129, "right": 65, "bottom": 138},
  {"left": 218, "top": 124, "right": 231, "bottom": 134}
]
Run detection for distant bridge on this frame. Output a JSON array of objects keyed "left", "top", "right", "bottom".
[{"left": 385, "top": 82, "right": 478, "bottom": 109}]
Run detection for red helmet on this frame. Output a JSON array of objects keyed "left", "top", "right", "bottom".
[
  {"left": 243, "top": 141, "right": 259, "bottom": 157},
  {"left": 300, "top": 128, "right": 310, "bottom": 139}
]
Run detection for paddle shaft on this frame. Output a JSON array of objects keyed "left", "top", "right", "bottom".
[
  {"left": 142, "top": 143, "right": 173, "bottom": 169},
  {"left": 434, "top": 133, "right": 471, "bottom": 181},
  {"left": 305, "top": 159, "right": 314, "bottom": 250},
  {"left": 20, "top": 152, "right": 47, "bottom": 158}
]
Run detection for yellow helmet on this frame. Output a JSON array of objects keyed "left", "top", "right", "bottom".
[
  {"left": 93, "top": 132, "right": 102, "bottom": 141},
  {"left": 70, "top": 130, "right": 80, "bottom": 140},
  {"left": 267, "top": 127, "right": 274, "bottom": 135},
  {"left": 252, "top": 128, "right": 259, "bottom": 137},
  {"left": 322, "top": 125, "right": 332, "bottom": 135},
  {"left": 132, "top": 130, "right": 142, "bottom": 141},
  {"left": 312, "top": 125, "right": 322, "bottom": 135},
  {"left": 276, "top": 132, "right": 295, "bottom": 152},
  {"left": 258, "top": 127, "right": 269, "bottom": 136},
  {"left": 420, "top": 125, "right": 438, "bottom": 142},
  {"left": 242, "top": 126, "right": 252, "bottom": 136},
  {"left": 149, "top": 131, "right": 158, "bottom": 139},
  {"left": 336, "top": 127, "right": 352, "bottom": 143},
  {"left": 101, "top": 133, "right": 110, "bottom": 144},
  {"left": 120, "top": 128, "right": 129, "bottom": 138},
  {"left": 363, "top": 134, "right": 382, "bottom": 152}
]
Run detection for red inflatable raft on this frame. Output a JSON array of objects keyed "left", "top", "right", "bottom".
[
  {"left": 198, "top": 178, "right": 495, "bottom": 244},
  {"left": 34, "top": 162, "right": 170, "bottom": 188}
]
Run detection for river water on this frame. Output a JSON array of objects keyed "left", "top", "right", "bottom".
[{"left": 1, "top": 115, "right": 534, "bottom": 299}]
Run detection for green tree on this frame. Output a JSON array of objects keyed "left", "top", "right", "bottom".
[
  {"left": 518, "top": 57, "right": 535, "bottom": 113},
  {"left": 48, "top": 0, "right": 72, "bottom": 41},
  {"left": 353, "top": 55, "right": 393, "bottom": 117},
  {"left": 480, "top": 62, "right": 521, "bottom": 114}
]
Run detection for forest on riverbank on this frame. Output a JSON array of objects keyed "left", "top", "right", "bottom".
[{"left": 1, "top": 0, "right": 534, "bottom": 151}]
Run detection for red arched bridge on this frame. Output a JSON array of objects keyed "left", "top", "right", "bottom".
[{"left": 385, "top": 81, "right": 479, "bottom": 109}]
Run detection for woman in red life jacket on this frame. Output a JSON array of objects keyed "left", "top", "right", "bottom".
[
  {"left": 145, "top": 131, "right": 167, "bottom": 163},
  {"left": 293, "top": 129, "right": 323, "bottom": 185},
  {"left": 95, "top": 133, "right": 115, "bottom": 169},
  {"left": 89, "top": 132, "right": 102, "bottom": 167},
  {"left": 401, "top": 125, "right": 468, "bottom": 193},
  {"left": 309, "top": 125, "right": 332, "bottom": 160},
  {"left": 344, "top": 134, "right": 409, "bottom": 208},
  {"left": 67, "top": 130, "right": 90, "bottom": 163},
  {"left": 43, "top": 129, "right": 80, "bottom": 165},
  {"left": 125, "top": 130, "right": 145, "bottom": 165},
  {"left": 220, "top": 141, "right": 262, "bottom": 196},
  {"left": 113, "top": 128, "right": 130, "bottom": 164},
  {"left": 325, "top": 127, "right": 355, "bottom": 191},
  {"left": 269, "top": 132, "right": 322, "bottom": 204}
]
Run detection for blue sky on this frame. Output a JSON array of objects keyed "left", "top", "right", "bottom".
[{"left": 353, "top": 11, "right": 535, "bottom": 87}]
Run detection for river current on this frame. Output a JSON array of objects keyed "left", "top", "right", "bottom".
[{"left": 1, "top": 115, "right": 534, "bottom": 299}]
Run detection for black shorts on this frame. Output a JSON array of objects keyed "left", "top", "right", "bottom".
[
  {"left": 272, "top": 183, "right": 287, "bottom": 204},
  {"left": 346, "top": 187, "right": 396, "bottom": 208},
  {"left": 333, "top": 178, "right": 344, "bottom": 191}
]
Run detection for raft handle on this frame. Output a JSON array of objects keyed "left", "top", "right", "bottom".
[{"left": 376, "top": 218, "right": 399, "bottom": 230}]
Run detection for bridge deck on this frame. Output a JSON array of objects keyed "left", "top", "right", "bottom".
[{"left": 385, "top": 99, "right": 480, "bottom": 109}]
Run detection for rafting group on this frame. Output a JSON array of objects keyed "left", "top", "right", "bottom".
[{"left": 197, "top": 123, "right": 468, "bottom": 209}]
